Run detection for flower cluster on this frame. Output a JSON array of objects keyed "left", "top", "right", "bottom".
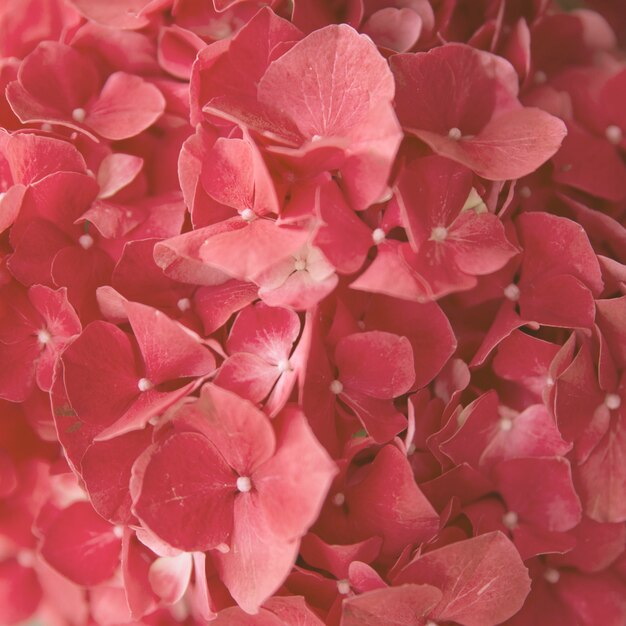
[{"left": 1, "top": 0, "right": 626, "bottom": 624}]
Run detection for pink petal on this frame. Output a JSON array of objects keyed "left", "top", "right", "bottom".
[
  {"left": 97, "top": 153, "right": 144, "bottom": 199},
  {"left": 39, "top": 501, "right": 122, "bottom": 587},
  {"left": 348, "top": 445, "right": 439, "bottom": 558},
  {"left": 341, "top": 584, "right": 442, "bottom": 626},
  {"left": 361, "top": 8, "right": 422, "bottom": 52},
  {"left": 148, "top": 552, "right": 192, "bottom": 604},
  {"left": 125, "top": 301, "right": 215, "bottom": 383},
  {"left": 86, "top": 72, "right": 165, "bottom": 140},
  {"left": 81, "top": 428, "right": 153, "bottom": 524},
  {"left": 131, "top": 433, "right": 236, "bottom": 552},
  {"left": 335, "top": 331, "right": 415, "bottom": 399},
  {"left": 0, "top": 559, "right": 42, "bottom": 625},
  {"left": 255, "top": 407, "right": 337, "bottom": 541},
  {"left": 395, "top": 532, "right": 531, "bottom": 626}
]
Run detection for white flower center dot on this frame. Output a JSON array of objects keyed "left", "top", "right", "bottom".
[
  {"left": 294, "top": 259, "right": 307, "bottom": 272},
  {"left": 534, "top": 70, "right": 547, "bottom": 84},
  {"left": 519, "top": 186, "right": 532, "bottom": 198},
  {"left": 372, "top": 228, "right": 386, "bottom": 244},
  {"left": 216, "top": 542, "right": 230, "bottom": 553},
  {"left": 240, "top": 208, "right": 256, "bottom": 222},
  {"left": 430, "top": 226, "right": 448, "bottom": 242},
  {"left": 502, "top": 511, "right": 519, "bottom": 529},
  {"left": 277, "top": 358, "right": 292, "bottom": 373},
  {"left": 448, "top": 127, "right": 462, "bottom": 140},
  {"left": 177, "top": 298, "right": 191, "bottom": 312},
  {"left": 332, "top": 492, "right": 345, "bottom": 507},
  {"left": 17, "top": 550, "right": 35, "bottom": 568},
  {"left": 605, "top": 393, "right": 621, "bottom": 410},
  {"left": 137, "top": 378, "right": 153, "bottom": 392},
  {"left": 544, "top": 568, "right": 560, "bottom": 584},
  {"left": 499, "top": 417, "right": 514, "bottom": 432},
  {"left": 236, "top": 476, "right": 252, "bottom": 493},
  {"left": 605, "top": 125, "right": 623, "bottom": 145},
  {"left": 37, "top": 329, "right": 52, "bottom": 345},
  {"left": 112, "top": 525, "right": 124, "bottom": 539},
  {"left": 330, "top": 379, "right": 343, "bottom": 395},
  {"left": 336, "top": 579, "right": 351, "bottom": 595},
  {"left": 41, "top": 123, "right": 53, "bottom": 132},
  {"left": 504, "top": 283, "right": 521, "bottom": 301},
  {"left": 78, "top": 234, "right": 94, "bottom": 250},
  {"left": 71, "top": 107, "right": 87, "bottom": 123}
]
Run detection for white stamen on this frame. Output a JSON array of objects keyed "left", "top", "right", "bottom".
[
  {"left": 336, "top": 579, "right": 351, "bottom": 595},
  {"left": 37, "top": 329, "right": 52, "bottom": 345},
  {"left": 430, "top": 226, "right": 448, "bottom": 242},
  {"left": 71, "top": 107, "right": 87, "bottom": 123},
  {"left": 137, "top": 378, "right": 153, "bottom": 392},
  {"left": 502, "top": 511, "right": 519, "bottom": 529},
  {"left": 534, "top": 70, "right": 547, "bottom": 84},
  {"left": 330, "top": 379, "right": 344, "bottom": 395},
  {"left": 16, "top": 550, "right": 35, "bottom": 568},
  {"left": 605, "top": 125, "right": 623, "bottom": 145},
  {"left": 236, "top": 476, "right": 252, "bottom": 493},
  {"left": 448, "top": 127, "right": 462, "bottom": 141},
  {"left": 294, "top": 258, "right": 307, "bottom": 272},
  {"left": 426, "top": 622, "right": 439, "bottom": 626},
  {"left": 277, "top": 358, "right": 292, "bottom": 373},
  {"left": 605, "top": 393, "right": 621, "bottom": 410},
  {"left": 41, "top": 123, "right": 53, "bottom": 132},
  {"left": 371, "top": 228, "right": 386, "bottom": 245},
  {"left": 311, "top": 134, "right": 322, "bottom": 142},
  {"left": 407, "top": 442, "right": 416, "bottom": 456},
  {"left": 544, "top": 568, "right": 560, "bottom": 584},
  {"left": 177, "top": 298, "right": 191, "bottom": 312},
  {"left": 332, "top": 492, "right": 345, "bottom": 507},
  {"left": 78, "top": 234, "right": 94, "bottom": 250},
  {"left": 504, "top": 283, "right": 521, "bottom": 301},
  {"left": 215, "top": 542, "right": 230, "bottom": 553},
  {"left": 125, "top": 210, "right": 133, "bottom": 218},
  {"left": 240, "top": 208, "right": 256, "bottom": 222},
  {"left": 112, "top": 525, "right": 124, "bottom": 539},
  {"left": 545, "top": 375, "right": 554, "bottom": 388},
  {"left": 499, "top": 417, "right": 514, "bottom": 432},
  {"left": 519, "top": 186, "right": 532, "bottom": 199}
]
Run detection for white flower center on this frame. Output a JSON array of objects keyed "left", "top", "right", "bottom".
[
  {"left": 177, "top": 298, "right": 191, "bottom": 312},
  {"left": 277, "top": 358, "right": 292, "bottom": 373},
  {"left": 78, "top": 234, "right": 94, "bottom": 250},
  {"left": 372, "top": 228, "right": 386, "bottom": 245},
  {"left": 519, "top": 186, "right": 532, "bottom": 199},
  {"left": 16, "top": 550, "right": 35, "bottom": 568},
  {"left": 534, "top": 70, "right": 547, "bottom": 84},
  {"left": 430, "top": 226, "right": 448, "bottom": 242},
  {"left": 332, "top": 492, "right": 345, "bottom": 507},
  {"left": 240, "top": 208, "right": 256, "bottom": 222},
  {"left": 215, "top": 542, "right": 230, "bottom": 553},
  {"left": 544, "top": 568, "right": 560, "bottom": 584},
  {"left": 499, "top": 417, "right": 514, "bottom": 432},
  {"left": 37, "top": 329, "right": 52, "bottom": 345},
  {"left": 447, "top": 127, "right": 462, "bottom": 141},
  {"left": 330, "top": 379, "right": 344, "bottom": 395},
  {"left": 236, "top": 476, "right": 252, "bottom": 493},
  {"left": 605, "top": 125, "right": 623, "bottom": 145},
  {"left": 504, "top": 283, "right": 520, "bottom": 301},
  {"left": 71, "top": 107, "right": 87, "bottom": 123},
  {"left": 137, "top": 378, "right": 153, "bottom": 392},
  {"left": 502, "top": 511, "right": 519, "bottom": 529},
  {"left": 294, "top": 258, "right": 307, "bottom": 272},
  {"left": 112, "top": 526, "right": 124, "bottom": 539},
  {"left": 41, "top": 123, "right": 53, "bottom": 132},
  {"left": 336, "top": 579, "right": 351, "bottom": 595},
  {"left": 605, "top": 393, "right": 621, "bottom": 410}
]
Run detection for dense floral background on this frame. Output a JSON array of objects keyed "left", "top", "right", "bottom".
[{"left": 1, "top": 0, "right": 625, "bottom": 624}]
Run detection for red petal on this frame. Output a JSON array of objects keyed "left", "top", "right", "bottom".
[
  {"left": 131, "top": 432, "right": 236, "bottom": 551},
  {"left": 39, "top": 501, "right": 122, "bottom": 587}
]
